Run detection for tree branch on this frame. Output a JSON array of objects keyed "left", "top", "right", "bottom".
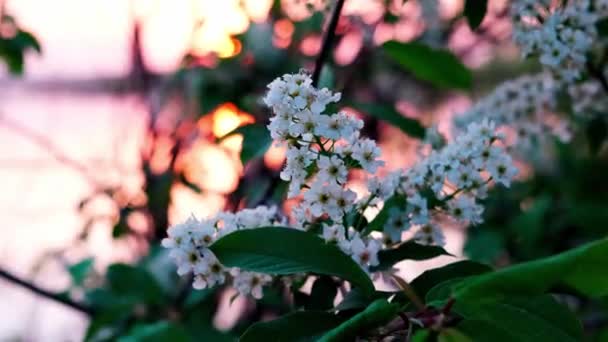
[
  {"left": 311, "top": 0, "right": 346, "bottom": 86},
  {"left": 0, "top": 114, "right": 106, "bottom": 189},
  {"left": 0, "top": 267, "right": 95, "bottom": 316}
]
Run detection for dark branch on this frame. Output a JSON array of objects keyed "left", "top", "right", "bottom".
[
  {"left": 0, "top": 268, "right": 95, "bottom": 316},
  {"left": 311, "top": 0, "right": 346, "bottom": 86},
  {"left": 257, "top": 0, "right": 347, "bottom": 207}
]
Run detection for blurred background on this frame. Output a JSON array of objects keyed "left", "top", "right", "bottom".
[{"left": 2, "top": 0, "right": 606, "bottom": 340}]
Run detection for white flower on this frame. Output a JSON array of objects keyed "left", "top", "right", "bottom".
[
  {"left": 162, "top": 216, "right": 200, "bottom": 249},
  {"left": 330, "top": 187, "right": 356, "bottom": 220},
  {"left": 447, "top": 195, "right": 484, "bottom": 225},
  {"left": 322, "top": 224, "right": 346, "bottom": 244},
  {"left": 511, "top": 0, "right": 599, "bottom": 83},
  {"left": 303, "top": 181, "right": 336, "bottom": 217},
  {"left": 233, "top": 271, "right": 272, "bottom": 299},
  {"left": 487, "top": 154, "right": 518, "bottom": 187},
  {"left": 352, "top": 139, "right": 384, "bottom": 173},
  {"left": 190, "top": 222, "right": 216, "bottom": 247},
  {"left": 367, "top": 173, "right": 399, "bottom": 199},
  {"left": 317, "top": 155, "right": 348, "bottom": 184},
  {"left": 349, "top": 237, "right": 381, "bottom": 268},
  {"left": 414, "top": 223, "right": 445, "bottom": 246},
  {"left": 384, "top": 208, "right": 409, "bottom": 244},
  {"left": 407, "top": 194, "right": 429, "bottom": 225}
]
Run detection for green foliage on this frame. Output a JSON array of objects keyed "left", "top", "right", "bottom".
[
  {"left": 67, "top": 257, "right": 94, "bottom": 287},
  {"left": 454, "top": 295, "right": 583, "bottom": 342},
  {"left": 383, "top": 41, "right": 472, "bottom": 90},
  {"left": 0, "top": 24, "right": 41, "bottom": 75},
  {"left": 454, "top": 238, "right": 608, "bottom": 300},
  {"left": 411, "top": 260, "right": 491, "bottom": 300},
  {"left": 118, "top": 322, "right": 191, "bottom": 342},
  {"left": 318, "top": 299, "right": 400, "bottom": 342},
  {"left": 371, "top": 241, "right": 453, "bottom": 272},
  {"left": 209, "top": 227, "right": 375, "bottom": 295},
  {"left": 240, "top": 311, "right": 345, "bottom": 342},
  {"left": 349, "top": 103, "right": 426, "bottom": 139},
  {"left": 307, "top": 276, "right": 338, "bottom": 310},
  {"left": 106, "top": 264, "right": 166, "bottom": 305},
  {"left": 220, "top": 124, "right": 272, "bottom": 165},
  {"left": 463, "top": 0, "right": 488, "bottom": 30}
]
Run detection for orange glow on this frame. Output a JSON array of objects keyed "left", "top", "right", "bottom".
[
  {"left": 211, "top": 103, "right": 255, "bottom": 138},
  {"left": 264, "top": 143, "right": 286, "bottom": 171},
  {"left": 183, "top": 143, "right": 241, "bottom": 194},
  {"left": 300, "top": 34, "right": 321, "bottom": 56},
  {"left": 334, "top": 30, "right": 363, "bottom": 65},
  {"left": 220, "top": 37, "right": 242, "bottom": 59},
  {"left": 274, "top": 19, "right": 295, "bottom": 39},
  {"left": 170, "top": 183, "right": 227, "bottom": 223},
  {"left": 273, "top": 36, "right": 292, "bottom": 49}
]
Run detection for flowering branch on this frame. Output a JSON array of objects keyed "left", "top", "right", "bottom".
[
  {"left": 311, "top": 0, "right": 346, "bottom": 86},
  {"left": 0, "top": 267, "right": 95, "bottom": 316}
]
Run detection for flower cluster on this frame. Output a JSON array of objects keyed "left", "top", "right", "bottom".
[
  {"left": 453, "top": 73, "right": 568, "bottom": 149},
  {"left": 568, "top": 78, "right": 608, "bottom": 116},
  {"left": 511, "top": 0, "right": 606, "bottom": 83},
  {"left": 378, "top": 119, "right": 518, "bottom": 246},
  {"left": 264, "top": 72, "right": 385, "bottom": 270},
  {"left": 163, "top": 73, "right": 518, "bottom": 298},
  {"left": 162, "top": 207, "right": 282, "bottom": 298}
]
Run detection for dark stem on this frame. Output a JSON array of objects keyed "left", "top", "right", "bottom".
[
  {"left": 310, "top": 0, "right": 346, "bottom": 86},
  {"left": 257, "top": 0, "right": 347, "bottom": 207},
  {"left": 0, "top": 268, "right": 95, "bottom": 316}
]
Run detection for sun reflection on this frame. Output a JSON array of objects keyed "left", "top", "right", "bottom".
[
  {"left": 189, "top": 0, "right": 271, "bottom": 58},
  {"left": 208, "top": 102, "right": 255, "bottom": 153}
]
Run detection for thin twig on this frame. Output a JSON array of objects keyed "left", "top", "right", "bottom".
[
  {"left": 311, "top": 0, "right": 346, "bottom": 86},
  {"left": 391, "top": 274, "right": 425, "bottom": 311},
  {"left": 0, "top": 268, "right": 95, "bottom": 316},
  {"left": 0, "top": 115, "right": 106, "bottom": 189}
]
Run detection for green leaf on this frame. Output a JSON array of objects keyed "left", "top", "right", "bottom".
[
  {"left": 371, "top": 241, "right": 453, "bottom": 272},
  {"left": 15, "top": 30, "right": 42, "bottom": 53},
  {"left": 454, "top": 295, "right": 583, "bottom": 342},
  {"left": 454, "top": 238, "right": 608, "bottom": 300},
  {"left": 411, "top": 260, "right": 491, "bottom": 300},
  {"left": 220, "top": 124, "right": 271, "bottom": 165},
  {"left": 68, "top": 257, "right": 94, "bottom": 287},
  {"left": 106, "top": 264, "right": 165, "bottom": 305},
  {"left": 348, "top": 103, "right": 426, "bottom": 139},
  {"left": 118, "top": 321, "right": 191, "bottom": 342},
  {"left": 463, "top": 0, "right": 488, "bottom": 30},
  {"left": 439, "top": 328, "right": 473, "bottom": 342},
  {"left": 307, "top": 276, "right": 338, "bottom": 310},
  {"left": 383, "top": 41, "right": 472, "bottom": 90},
  {"left": 335, "top": 288, "right": 392, "bottom": 312},
  {"left": 318, "top": 299, "right": 400, "bottom": 342},
  {"left": 209, "top": 227, "right": 375, "bottom": 295},
  {"left": 318, "top": 65, "right": 335, "bottom": 89},
  {"left": 240, "top": 311, "right": 344, "bottom": 342},
  {"left": 463, "top": 230, "right": 505, "bottom": 264}
]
